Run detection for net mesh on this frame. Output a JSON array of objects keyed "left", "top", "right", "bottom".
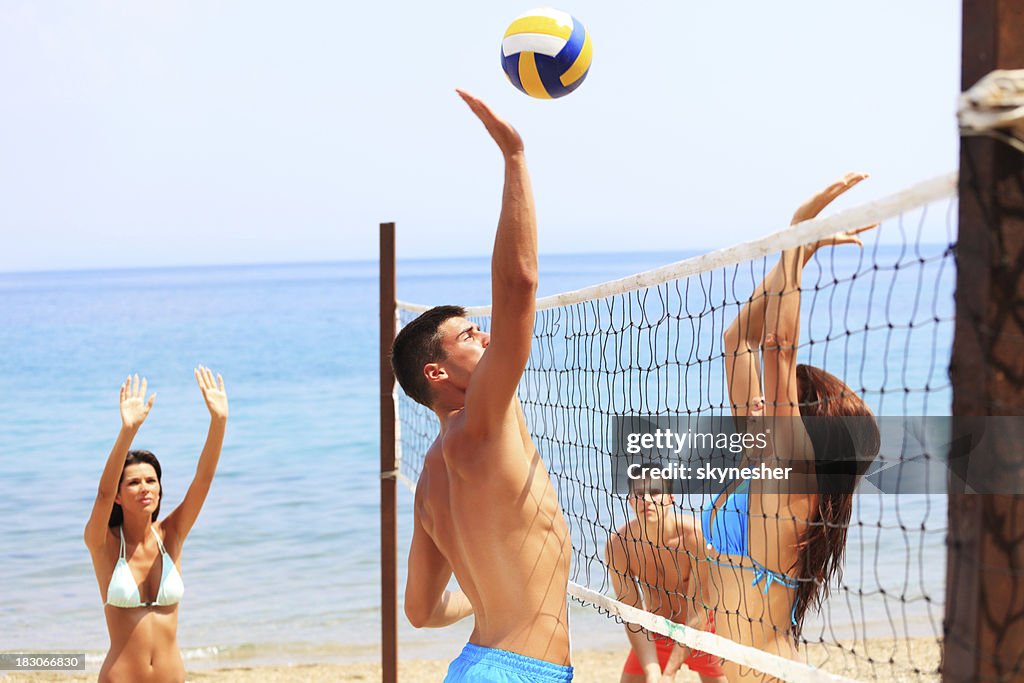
[{"left": 395, "top": 174, "right": 957, "bottom": 681}]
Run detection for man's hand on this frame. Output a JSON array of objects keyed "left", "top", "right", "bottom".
[
  {"left": 457, "top": 89, "right": 524, "bottom": 158},
  {"left": 120, "top": 374, "right": 155, "bottom": 430}
]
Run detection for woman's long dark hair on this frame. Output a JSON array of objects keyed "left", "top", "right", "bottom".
[
  {"left": 108, "top": 450, "right": 163, "bottom": 528},
  {"left": 790, "top": 364, "right": 880, "bottom": 641}
]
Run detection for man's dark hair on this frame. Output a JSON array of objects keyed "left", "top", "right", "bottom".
[{"left": 391, "top": 305, "right": 466, "bottom": 408}]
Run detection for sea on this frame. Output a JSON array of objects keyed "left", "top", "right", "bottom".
[{"left": 0, "top": 245, "right": 953, "bottom": 670}]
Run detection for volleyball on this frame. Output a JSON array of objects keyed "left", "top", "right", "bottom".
[{"left": 500, "top": 8, "right": 592, "bottom": 99}]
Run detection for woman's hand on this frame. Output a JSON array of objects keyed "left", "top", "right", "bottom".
[
  {"left": 790, "top": 172, "right": 868, "bottom": 225},
  {"left": 790, "top": 172, "right": 878, "bottom": 256},
  {"left": 807, "top": 223, "right": 877, "bottom": 252},
  {"left": 195, "top": 366, "right": 228, "bottom": 421},
  {"left": 120, "top": 374, "right": 155, "bottom": 430}
]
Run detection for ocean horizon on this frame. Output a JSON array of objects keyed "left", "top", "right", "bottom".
[{"left": 0, "top": 245, "right": 952, "bottom": 668}]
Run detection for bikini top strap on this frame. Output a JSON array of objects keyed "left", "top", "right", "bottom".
[
  {"left": 150, "top": 526, "right": 167, "bottom": 554},
  {"left": 118, "top": 526, "right": 127, "bottom": 559}
]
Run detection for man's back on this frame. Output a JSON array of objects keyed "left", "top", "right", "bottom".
[{"left": 416, "top": 404, "right": 571, "bottom": 663}]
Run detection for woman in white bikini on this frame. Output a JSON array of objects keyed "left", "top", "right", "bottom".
[{"left": 84, "top": 367, "right": 228, "bottom": 683}]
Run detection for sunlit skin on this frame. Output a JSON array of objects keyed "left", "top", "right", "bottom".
[
  {"left": 119, "top": 464, "right": 160, "bottom": 516},
  {"left": 606, "top": 479, "right": 726, "bottom": 683},
  {"left": 403, "top": 90, "right": 572, "bottom": 667},
  {"left": 700, "top": 173, "right": 877, "bottom": 681},
  {"left": 426, "top": 319, "right": 490, "bottom": 392},
  {"left": 84, "top": 368, "right": 228, "bottom": 683}
]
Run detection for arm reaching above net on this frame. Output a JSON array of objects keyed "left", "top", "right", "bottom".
[
  {"left": 455, "top": 90, "right": 538, "bottom": 442},
  {"left": 724, "top": 173, "right": 874, "bottom": 418}
]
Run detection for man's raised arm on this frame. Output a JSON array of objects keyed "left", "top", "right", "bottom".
[{"left": 456, "top": 90, "right": 538, "bottom": 436}]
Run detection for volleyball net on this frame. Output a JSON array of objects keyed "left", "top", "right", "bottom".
[{"left": 393, "top": 172, "right": 958, "bottom": 682}]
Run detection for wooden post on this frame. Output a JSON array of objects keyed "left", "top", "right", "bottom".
[
  {"left": 946, "top": 1, "right": 1024, "bottom": 680},
  {"left": 380, "top": 222, "right": 398, "bottom": 683}
]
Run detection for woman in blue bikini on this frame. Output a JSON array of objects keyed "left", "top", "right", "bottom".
[
  {"left": 697, "top": 173, "right": 881, "bottom": 680},
  {"left": 84, "top": 368, "right": 228, "bottom": 683}
]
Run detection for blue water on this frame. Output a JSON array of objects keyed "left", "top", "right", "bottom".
[{"left": 0, "top": 241, "right": 954, "bottom": 667}]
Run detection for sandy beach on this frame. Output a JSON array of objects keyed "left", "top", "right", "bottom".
[{"left": 2, "top": 638, "right": 941, "bottom": 682}]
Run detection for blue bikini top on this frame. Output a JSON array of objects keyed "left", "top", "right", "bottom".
[
  {"left": 701, "top": 480, "right": 752, "bottom": 557},
  {"left": 701, "top": 480, "right": 800, "bottom": 625}
]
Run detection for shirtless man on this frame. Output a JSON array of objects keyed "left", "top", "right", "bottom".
[
  {"left": 606, "top": 467, "right": 726, "bottom": 683},
  {"left": 390, "top": 90, "right": 573, "bottom": 682}
]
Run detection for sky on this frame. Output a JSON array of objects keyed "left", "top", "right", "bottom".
[{"left": 0, "top": 1, "right": 961, "bottom": 273}]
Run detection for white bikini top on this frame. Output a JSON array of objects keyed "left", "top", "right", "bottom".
[{"left": 105, "top": 526, "right": 184, "bottom": 608}]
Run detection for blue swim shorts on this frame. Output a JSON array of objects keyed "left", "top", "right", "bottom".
[{"left": 443, "top": 643, "right": 574, "bottom": 682}]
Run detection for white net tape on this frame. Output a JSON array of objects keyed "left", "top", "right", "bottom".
[{"left": 393, "top": 172, "right": 958, "bottom": 681}]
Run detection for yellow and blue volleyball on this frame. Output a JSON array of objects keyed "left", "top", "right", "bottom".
[{"left": 501, "top": 8, "right": 592, "bottom": 99}]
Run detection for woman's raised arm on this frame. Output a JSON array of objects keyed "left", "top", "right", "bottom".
[
  {"left": 758, "top": 175, "right": 877, "bottom": 502},
  {"left": 163, "top": 366, "right": 227, "bottom": 543},
  {"left": 84, "top": 375, "right": 155, "bottom": 550},
  {"left": 724, "top": 173, "right": 873, "bottom": 419}
]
